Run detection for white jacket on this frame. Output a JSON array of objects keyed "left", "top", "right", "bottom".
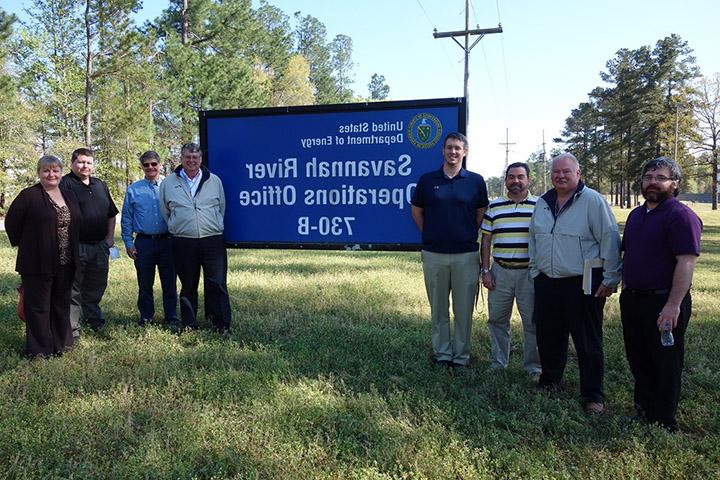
[
  {"left": 528, "top": 182, "right": 621, "bottom": 286},
  {"left": 159, "top": 166, "right": 226, "bottom": 239}
]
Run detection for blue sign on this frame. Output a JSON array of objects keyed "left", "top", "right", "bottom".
[{"left": 201, "top": 98, "right": 465, "bottom": 250}]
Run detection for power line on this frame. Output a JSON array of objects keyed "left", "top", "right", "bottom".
[
  {"left": 499, "top": 127, "right": 516, "bottom": 178},
  {"left": 415, "top": 0, "right": 463, "bottom": 82},
  {"left": 470, "top": 0, "right": 498, "bottom": 112},
  {"left": 433, "top": 0, "right": 502, "bottom": 133}
]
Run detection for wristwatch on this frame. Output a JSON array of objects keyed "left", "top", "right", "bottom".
[{"left": 481, "top": 267, "right": 490, "bottom": 274}]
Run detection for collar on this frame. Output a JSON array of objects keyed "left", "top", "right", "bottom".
[
  {"left": 436, "top": 166, "right": 468, "bottom": 179},
  {"left": 174, "top": 164, "right": 210, "bottom": 178},
  {"left": 502, "top": 191, "right": 535, "bottom": 203},
  {"left": 643, "top": 195, "right": 678, "bottom": 213},
  {"left": 67, "top": 170, "right": 94, "bottom": 185},
  {"left": 179, "top": 168, "right": 201, "bottom": 183},
  {"left": 541, "top": 181, "right": 585, "bottom": 218}
]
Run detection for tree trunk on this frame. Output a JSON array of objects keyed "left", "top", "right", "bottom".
[
  {"left": 712, "top": 147, "right": 718, "bottom": 210},
  {"left": 84, "top": 0, "right": 93, "bottom": 147},
  {"left": 181, "top": 0, "right": 189, "bottom": 45},
  {"left": 124, "top": 80, "right": 131, "bottom": 186}
]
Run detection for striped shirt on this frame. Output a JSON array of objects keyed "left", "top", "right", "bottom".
[{"left": 480, "top": 194, "right": 537, "bottom": 268}]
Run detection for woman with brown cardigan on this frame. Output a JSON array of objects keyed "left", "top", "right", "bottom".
[{"left": 6, "top": 155, "right": 82, "bottom": 358}]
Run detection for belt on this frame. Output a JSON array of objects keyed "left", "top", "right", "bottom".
[
  {"left": 493, "top": 258, "right": 528, "bottom": 270},
  {"left": 137, "top": 232, "right": 171, "bottom": 240},
  {"left": 624, "top": 288, "right": 670, "bottom": 296}
]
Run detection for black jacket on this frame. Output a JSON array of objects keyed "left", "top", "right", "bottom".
[{"left": 5, "top": 183, "right": 82, "bottom": 275}]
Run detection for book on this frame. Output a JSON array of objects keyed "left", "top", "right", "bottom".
[{"left": 583, "top": 258, "right": 604, "bottom": 295}]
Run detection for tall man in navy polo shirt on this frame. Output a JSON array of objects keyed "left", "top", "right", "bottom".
[
  {"left": 621, "top": 157, "right": 702, "bottom": 431},
  {"left": 121, "top": 151, "right": 178, "bottom": 329},
  {"left": 61, "top": 147, "right": 119, "bottom": 338},
  {"left": 411, "top": 132, "right": 489, "bottom": 367}
]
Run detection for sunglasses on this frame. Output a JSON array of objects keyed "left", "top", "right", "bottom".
[{"left": 142, "top": 162, "right": 158, "bottom": 168}]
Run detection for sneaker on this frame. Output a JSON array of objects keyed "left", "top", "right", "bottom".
[
  {"left": 139, "top": 318, "right": 152, "bottom": 327},
  {"left": 584, "top": 402, "right": 606, "bottom": 414}
]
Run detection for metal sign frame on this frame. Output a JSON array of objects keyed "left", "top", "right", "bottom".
[{"left": 199, "top": 97, "right": 466, "bottom": 251}]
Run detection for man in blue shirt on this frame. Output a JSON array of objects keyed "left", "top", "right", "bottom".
[
  {"left": 121, "top": 151, "right": 178, "bottom": 329},
  {"left": 411, "top": 132, "right": 489, "bottom": 367}
]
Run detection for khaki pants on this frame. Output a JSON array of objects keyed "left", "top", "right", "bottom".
[
  {"left": 487, "top": 263, "right": 540, "bottom": 373},
  {"left": 422, "top": 250, "right": 479, "bottom": 366}
]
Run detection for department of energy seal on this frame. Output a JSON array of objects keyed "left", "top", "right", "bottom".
[{"left": 407, "top": 113, "right": 442, "bottom": 149}]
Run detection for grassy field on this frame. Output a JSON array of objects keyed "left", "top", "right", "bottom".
[{"left": 0, "top": 206, "right": 718, "bottom": 479}]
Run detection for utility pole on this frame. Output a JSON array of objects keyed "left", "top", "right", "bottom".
[
  {"left": 433, "top": 0, "right": 502, "bottom": 134},
  {"left": 541, "top": 130, "right": 547, "bottom": 192},
  {"left": 499, "top": 127, "right": 516, "bottom": 174},
  {"left": 498, "top": 128, "right": 515, "bottom": 195}
]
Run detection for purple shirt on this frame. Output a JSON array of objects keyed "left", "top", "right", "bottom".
[{"left": 622, "top": 197, "right": 702, "bottom": 290}]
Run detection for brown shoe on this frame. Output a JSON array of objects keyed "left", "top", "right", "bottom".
[{"left": 584, "top": 402, "right": 606, "bottom": 414}]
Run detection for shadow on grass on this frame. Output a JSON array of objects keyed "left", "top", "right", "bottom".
[
  {"left": 227, "top": 249, "right": 420, "bottom": 276},
  {"left": 2, "top": 233, "right": 720, "bottom": 476}
]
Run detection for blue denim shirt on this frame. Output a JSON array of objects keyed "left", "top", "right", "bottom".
[{"left": 121, "top": 177, "right": 169, "bottom": 249}]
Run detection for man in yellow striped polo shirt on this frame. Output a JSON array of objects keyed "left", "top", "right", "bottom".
[{"left": 480, "top": 162, "right": 541, "bottom": 378}]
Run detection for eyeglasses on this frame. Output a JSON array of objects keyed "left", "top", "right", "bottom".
[
  {"left": 142, "top": 162, "right": 158, "bottom": 168},
  {"left": 641, "top": 174, "right": 672, "bottom": 182}
]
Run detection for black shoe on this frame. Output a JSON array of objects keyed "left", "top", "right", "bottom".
[
  {"left": 629, "top": 414, "right": 648, "bottom": 425},
  {"left": 629, "top": 406, "right": 648, "bottom": 425},
  {"left": 89, "top": 322, "right": 105, "bottom": 333},
  {"left": 139, "top": 318, "right": 152, "bottom": 327},
  {"left": 450, "top": 362, "right": 469, "bottom": 369},
  {"left": 584, "top": 401, "right": 606, "bottom": 414},
  {"left": 534, "top": 381, "right": 561, "bottom": 394},
  {"left": 661, "top": 423, "right": 679, "bottom": 433},
  {"left": 431, "top": 357, "right": 452, "bottom": 367}
]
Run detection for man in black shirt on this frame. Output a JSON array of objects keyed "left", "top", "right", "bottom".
[{"left": 60, "top": 148, "right": 119, "bottom": 338}]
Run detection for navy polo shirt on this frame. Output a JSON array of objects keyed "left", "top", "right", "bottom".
[
  {"left": 61, "top": 171, "right": 119, "bottom": 243},
  {"left": 412, "top": 167, "right": 489, "bottom": 253},
  {"left": 622, "top": 197, "right": 702, "bottom": 290}
]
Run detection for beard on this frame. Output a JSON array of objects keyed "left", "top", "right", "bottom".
[
  {"left": 641, "top": 185, "right": 672, "bottom": 203},
  {"left": 506, "top": 183, "right": 525, "bottom": 194}
]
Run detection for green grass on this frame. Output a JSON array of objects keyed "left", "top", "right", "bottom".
[{"left": 0, "top": 206, "right": 718, "bottom": 479}]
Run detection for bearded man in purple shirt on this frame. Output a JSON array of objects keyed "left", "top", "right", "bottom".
[{"left": 620, "top": 157, "right": 702, "bottom": 432}]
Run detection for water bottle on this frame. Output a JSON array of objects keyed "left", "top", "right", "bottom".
[{"left": 660, "top": 321, "right": 675, "bottom": 347}]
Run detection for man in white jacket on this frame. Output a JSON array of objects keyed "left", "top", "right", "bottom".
[
  {"left": 159, "top": 142, "right": 232, "bottom": 332},
  {"left": 528, "top": 153, "right": 621, "bottom": 414}
]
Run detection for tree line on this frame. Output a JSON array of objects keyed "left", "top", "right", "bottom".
[
  {"left": 520, "top": 35, "right": 719, "bottom": 209},
  {"left": 0, "top": 0, "right": 391, "bottom": 206}
]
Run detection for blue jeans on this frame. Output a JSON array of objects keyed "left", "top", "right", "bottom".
[{"left": 134, "top": 235, "right": 177, "bottom": 323}]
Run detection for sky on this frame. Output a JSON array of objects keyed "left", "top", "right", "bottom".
[{"left": 4, "top": 0, "right": 719, "bottom": 177}]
